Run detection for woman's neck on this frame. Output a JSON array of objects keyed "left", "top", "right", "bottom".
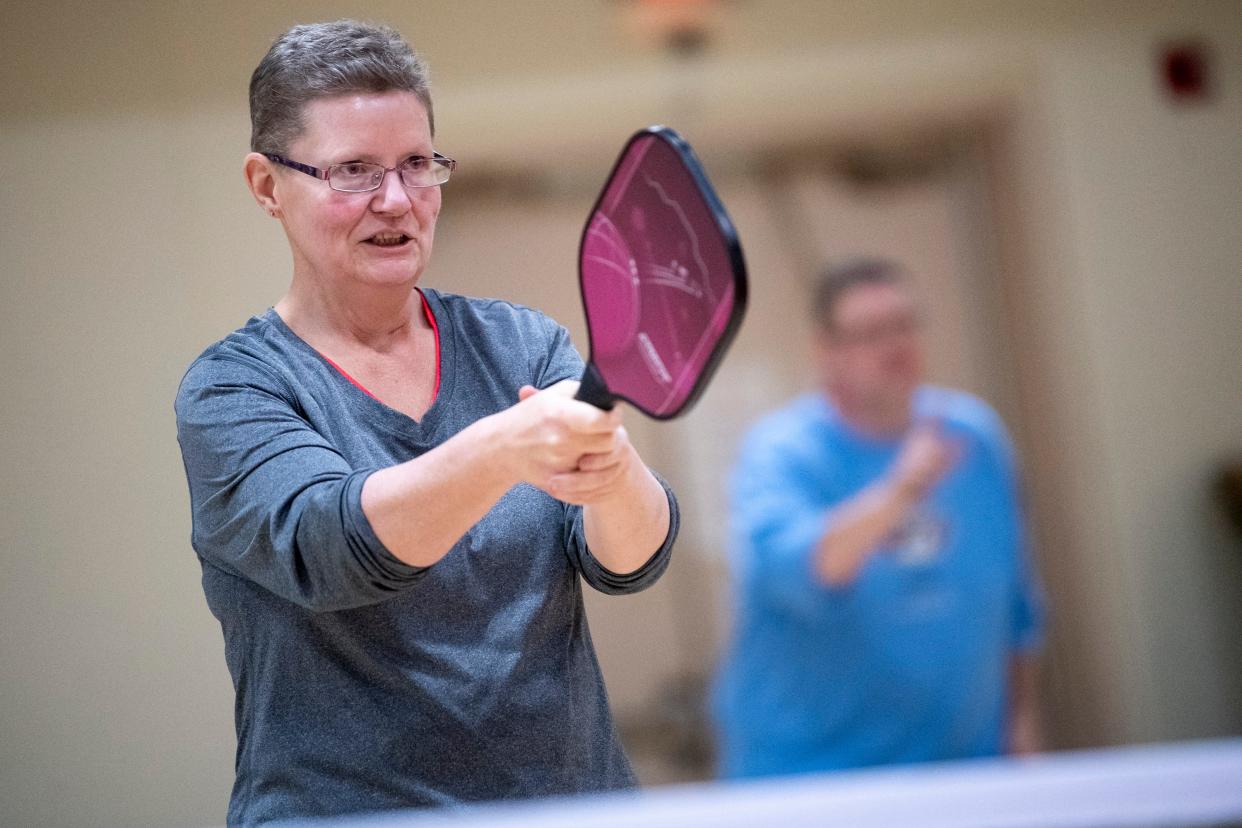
[{"left": 275, "top": 277, "right": 426, "bottom": 352}]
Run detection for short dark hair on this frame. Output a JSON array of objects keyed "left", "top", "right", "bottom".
[
  {"left": 811, "top": 258, "right": 908, "bottom": 331},
  {"left": 249, "top": 20, "right": 434, "bottom": 154}
]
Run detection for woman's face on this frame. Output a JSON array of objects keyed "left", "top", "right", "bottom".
[{"left": 275, "top": 90, "right": 441, "bottom": 292}]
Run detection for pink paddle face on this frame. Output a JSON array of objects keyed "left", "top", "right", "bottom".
[{"left": 578, "top": 128, "right": 746, "bottom": 419}]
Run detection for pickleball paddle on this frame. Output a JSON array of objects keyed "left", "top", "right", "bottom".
[{"left": 574, "top": 126, "right": 747, "bottom": 419}]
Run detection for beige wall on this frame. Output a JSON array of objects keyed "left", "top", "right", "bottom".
[
  {"left": 3, "top": 2, "right": 1240, "bottom": 825},
  {"left": 1000, "top": 20, "right": 1242, "bottom": 742}
]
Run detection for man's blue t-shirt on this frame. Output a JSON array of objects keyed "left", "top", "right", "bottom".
[{"left": 711, "top": 387, "right": 1044, "bottom": 778}]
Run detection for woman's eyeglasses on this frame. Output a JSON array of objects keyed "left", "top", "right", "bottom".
[{"left": 263, "top": 153, "right": 455, "bottom": 192}]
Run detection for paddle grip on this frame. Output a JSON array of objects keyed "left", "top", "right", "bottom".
[{"left": 574, "top": 363, "right": 616, "bottom": 410}]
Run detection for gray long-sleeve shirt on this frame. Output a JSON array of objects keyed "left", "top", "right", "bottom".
[{"left": 174, "top": 289, "right": 678, "bottom": 825}]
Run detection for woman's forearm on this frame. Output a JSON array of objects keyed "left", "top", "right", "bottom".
[
  {"left": 582, "top": 450, "right": 672, "bottom": 575},
  {"left": 360, "top": 413, "right": 519, "bottom": 568}
]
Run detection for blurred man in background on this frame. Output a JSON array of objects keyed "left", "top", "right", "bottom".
[{"left": 711, "top": 259, "right": 1045, "bottom": 778}]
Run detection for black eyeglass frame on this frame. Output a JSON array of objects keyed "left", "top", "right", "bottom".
[{"left": 263, "top": 152, "right": 456, "bottom": 191}]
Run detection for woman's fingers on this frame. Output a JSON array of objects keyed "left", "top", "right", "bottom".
[
  {"left": 520, "top": 382, "right": 623, "bottom": 431},
  {"left": 505, "top": 381, "right": 628, "bottom": 487},
  {"left": 576, "top": 451, "right": 622, "bottom": 473},
  {"left": 563, "top": 430, "right": 619, "bottom": 459},
  {"left": 547, "top": 465, "right": 626, "bottom": 504},
  {"left": 576, "top": 428, "right": 628, "bottom": 471},
  {"left": 544, "top": 428, "right": 637, "bottom": 503}
]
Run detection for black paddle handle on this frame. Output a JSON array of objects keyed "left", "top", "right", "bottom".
[{"left": 574, "top": 363, "right": 616, "bottom": 410}]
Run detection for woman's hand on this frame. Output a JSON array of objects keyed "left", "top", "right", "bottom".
[
  {"left": 512, "top": 382, "right": 646, "bottom": 505},
  {"left": 509, "top": 381, "right": 670, "bottom": 574},
  {"left": 546, "top": 430, "right": 637, "bottom": 505},
  {"left": 503, "top": 381, "right": 626, "bottom": 500},
  {"left": 362, "top": 380, "right": 664, "bottom": 572}
]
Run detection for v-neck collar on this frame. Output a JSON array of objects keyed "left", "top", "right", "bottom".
[{"left": 263, "top": 287, "right": 457, "bottom": 439}]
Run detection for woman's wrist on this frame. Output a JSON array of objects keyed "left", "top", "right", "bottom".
[{"left": 472, "top": 408, "right": 526, "bottom": 489}]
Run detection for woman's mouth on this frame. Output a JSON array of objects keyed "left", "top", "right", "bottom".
[{"left": 366, "top": 232, "right": 412, "bottom": 248}]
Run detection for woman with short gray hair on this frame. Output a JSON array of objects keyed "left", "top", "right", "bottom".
[{"left": 175, "top": 19, "right": 677, "bottom": 825}]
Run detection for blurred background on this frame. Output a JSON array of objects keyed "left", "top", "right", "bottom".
[{"left": 2, "top": 1, "right": 1240, "bottom": 824}]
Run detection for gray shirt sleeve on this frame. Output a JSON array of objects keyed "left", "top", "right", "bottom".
[{"left": 175, "top": 354, "right": 426, "bottom": 612}]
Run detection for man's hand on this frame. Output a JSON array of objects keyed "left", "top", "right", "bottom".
[
  {"left": 1007, "top": 707, "right": 1043, "bottom": 756},
  {"left": 890, "top": 421, "right": 959, "bottom": 503}
]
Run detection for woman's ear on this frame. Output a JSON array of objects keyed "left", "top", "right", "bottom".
[{"left": 243, "top": 152, "right": 281, "bottom": 218}]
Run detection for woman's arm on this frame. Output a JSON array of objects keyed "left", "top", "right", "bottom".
[
  {"left": 176, "top": 356, "right": 432, "bottom": 612},
  {"left": 517, "top": 384, "right": 672, "bottom": 576},
  {"left": 362, "top": 380, "right": 625, "bottom": 568},
  {"left": 580, "top": 456, "right": 672, "bottom": 575}
]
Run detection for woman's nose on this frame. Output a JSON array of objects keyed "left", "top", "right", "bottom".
[{"left": 370, "top": 169, "right": 414, "bottom": 214}]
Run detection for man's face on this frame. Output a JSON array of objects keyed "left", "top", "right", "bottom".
[{"left": 818, "top": 282, "right": 924, "bottom": 409}]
